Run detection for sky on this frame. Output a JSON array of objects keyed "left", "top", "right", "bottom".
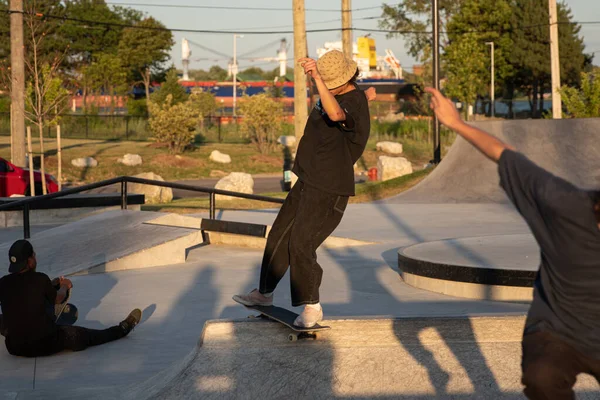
[{"left": 105, "top": 0, "right": 600, "bottom": 74}]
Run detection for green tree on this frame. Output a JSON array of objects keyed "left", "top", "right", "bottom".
[
  {"left": 118, "top": 17, "right": 174, "bottom": 110},
  {"left": 379, "top": 0, "right": 465, "bottom": 63},
  {"left": 560, "top": 69, "right": 600, "bottom": 118},
  {"left": 148, "top": 94, "right": 198, "bottom": 154},
  {"left": 190, "top": 66, "right": 229, "bottom": 81},
  {"left": 238, "top": 94, "right": 283, "bottom": 154},
  {"left": 151, "top": 68, "right": 188, "bottom": 106},
  {"left": 82, "top": 53, "right": 128, "bottom": 114},
  {"left": 443, "top": 35, "right": 487, "bottom": 119},
  {"left": 510, "top": 0, "right": 587, "bottom": 117},
  {"left": 189, "top": 90, "right": 217, "bottom": 130},
  {"left": 445, "top": 0, "right": 513, "bottom": 114}
]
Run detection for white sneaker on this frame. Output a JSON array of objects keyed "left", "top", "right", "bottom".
[
  {"left": 294, "top": 304, "right": 323, "bottom": 328},
  {"left": 232, "top": 289, "right": 273, "bottom": 307}
]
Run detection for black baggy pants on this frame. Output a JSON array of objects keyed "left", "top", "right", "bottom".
[
  {"left": 259, "top": 180, "right": 348, "bottom": 306},
  {"left": 1, "top": 315, "right": 126, "bottom": 357},
  {"left": 522, "top": 330, "right": 600, "bottom": 399}
]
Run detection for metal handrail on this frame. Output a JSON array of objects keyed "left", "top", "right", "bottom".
[{"left": 0, "top": 176, "right": 285, "bottom": 239}]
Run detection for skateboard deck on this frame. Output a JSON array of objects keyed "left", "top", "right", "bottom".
[
  {"left": 55, "top": 289, "right": 78, "bottom": 325},
  {"left": 241, "top": 304, "right": 330, "bottom": 342},
  {"left": 56, "top": 303, "right": 78, "bottom": 326}
]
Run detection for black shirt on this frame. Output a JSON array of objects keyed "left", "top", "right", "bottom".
[
  {"left": 293, "top": 85, "right": 371, "bottom": 196},
  {"left": 498, "top": 150, "right": 600, "bottom": 358},
  {"left": 0, "top": 270, "right": 57, "bottom": 346}
]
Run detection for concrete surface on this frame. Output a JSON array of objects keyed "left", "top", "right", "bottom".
[
  {"left": 0, "top": 244, "right": 536, "bottom": 399},
  {"left": 0, "top": 210, "right": 202, "bottom": 277},
  {"left": 390, "top": 119, "right": 600, "bottom": 203}
]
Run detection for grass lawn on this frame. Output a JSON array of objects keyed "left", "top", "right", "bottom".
[
  {"left": 0, "top": 131, "right": 450, "bottom": 186},
  {"left": 142, "top": 168, "right": 433, "bottom": 213}
]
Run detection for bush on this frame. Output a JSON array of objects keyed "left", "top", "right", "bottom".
[
  {"left": 148, "top": 95, "right": 198, "bottom": 153},
  {"left": 0, "top": 96, "right": 10, "bottom": 113},
  {"left": 238, "top": 94, "right": 283, "bottom": 154},
  {"left": 560, "top": 70, "right": 600, "bottom": 118},
  {"left": 127, "top": 99, "right": 148, "bottom": 117}
]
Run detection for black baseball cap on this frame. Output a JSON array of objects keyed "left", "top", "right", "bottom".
[{"left": 8, "top": 240, "right": 34, "bottom": 273}]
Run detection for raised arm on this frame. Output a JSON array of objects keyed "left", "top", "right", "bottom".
[
  {"left": 425, "top": 87, "right": 514, "bottom": 163},
  {"left": 299, "top": 58, "right": 347, "bottom": 122}
]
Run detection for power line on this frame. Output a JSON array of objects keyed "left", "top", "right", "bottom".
[
  {"left": 220, "top": 15, "right": 380, "bottom": 32},
  {"left": 5, "top": 9, "right": 600, "bottom": 36},
  {"left": 105, "top": 2, "right": 401, "bottom": 13}
]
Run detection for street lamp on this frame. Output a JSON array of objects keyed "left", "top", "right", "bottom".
[
  {"left": 432, "top": 0, "right": 440, "bottom": 164},
  {"left": 233, "top": 34, "right": 244, "bottom": 117},
  {"left": 486, "top": 42, "right": 495, "bottom": 118}
]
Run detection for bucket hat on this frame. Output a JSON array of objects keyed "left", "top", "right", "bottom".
[{"left": 317, "top": 50, "right": 358, "bottom": 89}]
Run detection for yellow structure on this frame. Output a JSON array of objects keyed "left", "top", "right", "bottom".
[{"left": 357, "top": 37, "right": 377, "bottom": 70}]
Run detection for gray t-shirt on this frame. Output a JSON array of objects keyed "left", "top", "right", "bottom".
[{"left": 498, "top": 150, "right": 600, "bottom": 357}]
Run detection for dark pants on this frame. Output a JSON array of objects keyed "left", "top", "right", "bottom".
[
  {"left": 259, "top": 180, "right": 348, "bottom": 306},
  {"left": 522, "top": 331, "right": 600, "bottom": 399},
  {"left": 3, "top": 323, "right": 126, "bottom": 357}
]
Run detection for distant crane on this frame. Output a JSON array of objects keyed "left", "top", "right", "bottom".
[
  {"left": 181, "top": 37, "right": 289, "bottom": 80},
  {"left": 182, "top": 38, "right": 191, "bottom": 81},
  {"left": 240, "top": 39, "right": 289, "bottom": 77}
]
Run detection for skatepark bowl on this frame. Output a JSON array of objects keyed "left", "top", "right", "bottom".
[{"left": 1, "top": 118, "right": 599, "bottom": 399}]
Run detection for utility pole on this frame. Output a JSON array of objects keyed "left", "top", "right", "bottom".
[
  {"left": 549, "top": 0, "right": 562, "bottom": 119},
  {"left": 232, "top": 34, "right": 243, "bottom": 117},
  {"left": 293, "top": 0, "right": 308, "bottom": 142},
  {"left": 10, "top": 0, "right": 26, "bottom": 167},
  {"left": 342, "top": 0, "right": 352, "bottom": 60},
  {"left": 486, "top": 42, "right": 495, "bottom": 118},
  {"left": 431, "top": 0, "right": 441, "bottom": 164}
]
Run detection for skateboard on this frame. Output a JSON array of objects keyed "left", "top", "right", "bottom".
[
  {"left": 54, "top": 288, "right": 78, "bottom": 326},
  {"left": 241, "top": 304, "right": 330, "bottom": 342}
]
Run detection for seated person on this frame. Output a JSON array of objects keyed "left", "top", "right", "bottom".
[{"left": 0, "top": 240, "right": 141, "bottom": 357}]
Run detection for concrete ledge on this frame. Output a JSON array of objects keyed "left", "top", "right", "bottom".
[
  {"left": 76, "top": 231, "right": 204, "bottom": 275},
  {"left": 145, "top": 215, "right": 374, "bottom": 249},
  {"left": 401, "top": 271, "right": 533, "bottom": 302},
  {"left": 397, "top": 235, "right": 539, "bottom": 301}
]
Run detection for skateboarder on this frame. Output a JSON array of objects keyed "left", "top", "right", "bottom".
[
  {"left": 234, "top": 50, "right": 372, "bottom": 328},
  {"left": 426, "top": 87, "right": 600, "bottom": 400},
  {"left": 0, "top": 239, "right": 142, "bottom": 357}
]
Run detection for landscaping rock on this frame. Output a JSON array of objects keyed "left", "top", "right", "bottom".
[
  {"left": 376, "top": 141, "right": 404, "bottom": 155},
  {"left": 382, "top": 111, "right": 405, "bottom": 123},
  {"left": 71, "top": 157, "right": 98, "bottom": 168},
  {"left": 210, "top": 150, "right": 231, "bottom": 164},
  {"left": 215, "top": 172, "right": 254, "bottom": 201},
  {"left": 118, "top": 154, "right": 143, "bottom": 166},
  {"left": 277, "top": 136, "right": 297, "bottom": 147},
  {"left": 377, "top": 156, "right": 413, "bottom": 181},
  {"left": 210, "top": 170, "right": 228, "bottom": 178},
  {"left": 129, "top": 172, "right": 173, "bottom": 204}
]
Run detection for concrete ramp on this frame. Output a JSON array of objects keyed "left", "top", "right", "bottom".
[
  {"left": 25, "top": 316, "right": 594, "bottom": 400},
  {"left": 0, "top": 210, "right": 203, "bottom": 277},
  {"left": 390, "top": 118, "right": 600, "bottom": 203}
]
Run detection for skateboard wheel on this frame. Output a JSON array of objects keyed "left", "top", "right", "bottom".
[
  {"left": 288, "top": 334, "right": 298, "bottom": 342},
  {"left": 64, "top": 306, "right": 70, "bottom": 313}
]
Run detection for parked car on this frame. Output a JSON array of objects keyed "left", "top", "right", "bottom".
[{"left": 0, "top": 157, "right": 59, "bottom": 197}]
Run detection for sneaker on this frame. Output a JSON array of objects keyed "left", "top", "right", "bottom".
[
  {"left": 294, "top": 304, "right": 323, "bottom": 328},
  {"left": 232, "top": 289, "right": 273, "bottom": 307},
  {"left": 119, "top": 308, "right": 142, "bottom": 334}
]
